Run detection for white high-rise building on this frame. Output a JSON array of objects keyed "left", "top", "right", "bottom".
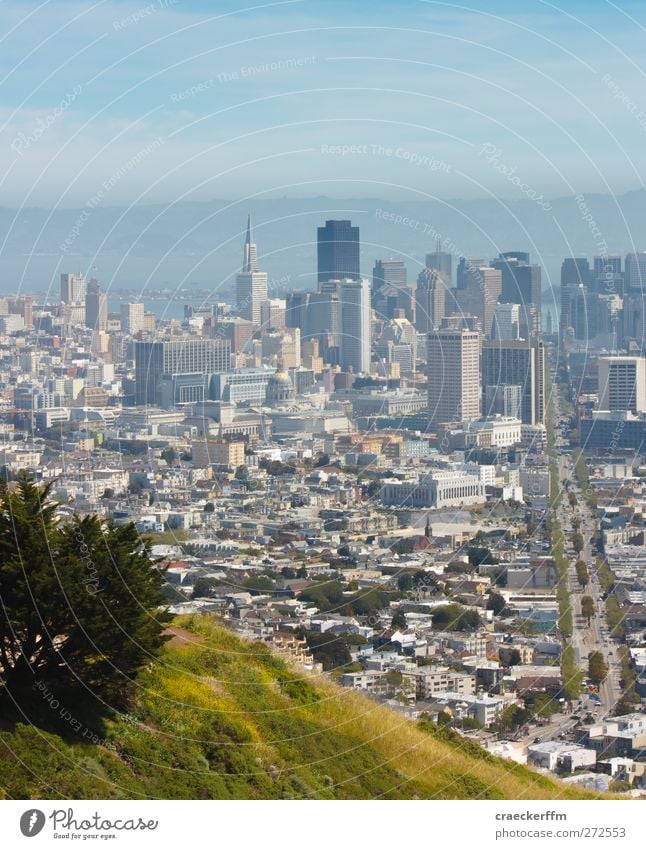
[
  {"left": 492, "top": 303, "right": 520, "bottom": 340},
  {"left": 598, "top": 356, "right": 646, "bottom": 413},
  {"left": 236, "top": 215, "right": 268, "bottom": 324},
  {"left": 428, "top": 316, "right": 481, "bottom": 426},
  {"left": 60, "top": 272, "right": 86, "bottom": 304},
  {"left": 120, "top": 302, "right": 146, "bottom": 335},
  {"left": 338, "top": 278, "right": 371, "bottom": 373}
]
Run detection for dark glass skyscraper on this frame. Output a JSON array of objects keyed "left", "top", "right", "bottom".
[{"left": 317, "top": 219, "right": 360, "bottom": 282}]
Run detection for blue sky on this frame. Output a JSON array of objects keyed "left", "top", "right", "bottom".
[{"left": 1, "top": 0, "right": 646, "bottom": 207}]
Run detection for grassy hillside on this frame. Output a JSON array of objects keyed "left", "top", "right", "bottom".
[{"left": 0, "top": 616, "right": 599, "bottom": 800}]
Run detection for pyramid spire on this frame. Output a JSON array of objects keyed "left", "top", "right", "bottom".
[{"left": 242, "top": 214, "right": 257, "bottom": 272}]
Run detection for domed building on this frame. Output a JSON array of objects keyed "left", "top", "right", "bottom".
[{"left": 265, "top": 358, "right": 295, "bottom": 406}]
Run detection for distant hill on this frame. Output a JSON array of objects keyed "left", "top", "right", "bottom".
[
  {"left": 0, "top": 617, "right": 599, "bottom": 800},
  {"left": 2, "top": 190, "right": 645, "bottom": 302}
]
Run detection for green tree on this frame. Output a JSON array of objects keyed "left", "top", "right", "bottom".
[
  {"left": 0, "top": 475, "right": 169, "bottom": 708},
  {"left": 506, "top": 648, "right": 522, "bottom": 667},
  {"left": 573, "top": 532, "right": 584, "bottom": 555},
  {"left": 581, "top": 595, "right": 595, "bottom": 625},
  {"left": 391, "top": 609, "right": 407, "bottom": 630},
  {"left": 161, "top": 447, "right": 178, "bottom": 466},
  {"left": 234, "top": 465, "right": 248, "bottom": 480},
  {"left": 568, "top": 491, "right": 577, "bottom": 508},
  {"left": 575, "top": 560, "right": 589, "bottom": 588},
  {"left": 397, "top": 573, "right": 413, "bottom": 592},
  {"left": 242, "top": 575, "right": 275, "bottom": 596},
  {"left": 486, "top": 591, "right": 507, "bottom": 616},
  {"left": 588, "top": 650, "right": 608, "bottom": 685}
]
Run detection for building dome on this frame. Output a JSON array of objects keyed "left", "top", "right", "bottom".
[{"left": 265, "top": 359, "right": 295, "bottom": 405}]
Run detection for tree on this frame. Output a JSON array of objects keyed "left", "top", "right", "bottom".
[
  {"left": 486, "top": 591, "right": 507, "bottom": 616},
  {"left": 575, "top": 560, "right": 589, "bottom": 588},
  {"left": 0, "top": 475, "right": 169, "bottom": 709},
  {"left": 581, "top": 595, "right": 595, "bottom": 625},
  {"left": 588, "top": 650, "right": 608, "bottom": 685},
  {"left": 568, "top": 491, "right": 577, "bottom": 508},
  {"left": 203, "top": 501, "right": 215, "bottom": 513},
  {"left": 573, "top": 532, "right": 584, "bottom": 555},
  {"left": 234, "top": 465, "right": 248, "bottom": 480},
  {"left": 161, "top": 447, "right": 178, "bottom": 466},
  {"left": 242, "top": 575, "right": 275, "bottom": 596},
  {"left": 391, "top": 609, "right": 407, "bottom": 630},
  {"left": 315, "top": 453, "right": 330, "bottom": 467},
  {"left": 506, "top": 648, "right": 522, "bottom": 667},
  {"left": 397, "top": 573, "right": 413, "bottom": 592}
]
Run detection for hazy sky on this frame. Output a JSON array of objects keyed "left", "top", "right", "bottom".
[{"left": 1, "top": 0, "right": 646, "bottom": 208}]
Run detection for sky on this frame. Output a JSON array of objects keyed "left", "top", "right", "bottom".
[{"left": 1, "top": 0, "right": 646, "bottom": 209}]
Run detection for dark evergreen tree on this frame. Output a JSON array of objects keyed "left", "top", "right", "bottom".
[{"left": 0, "top": 475, "right": 170, "bottom": 710}]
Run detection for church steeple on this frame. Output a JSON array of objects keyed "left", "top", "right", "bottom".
[{"left": 242, "top": 214, "right": 257, "bottom": 272}]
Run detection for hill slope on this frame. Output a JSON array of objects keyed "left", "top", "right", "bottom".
[{"left": 0, "top": 617, "right": 598, "bottom": 800}]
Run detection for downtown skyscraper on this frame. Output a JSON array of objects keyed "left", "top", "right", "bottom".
[
  {"left": 317, "top": 219, "right": 360, "bottom": 283},
  {"left": 236, "top": 215, "right": 268, "bottom": 324}
]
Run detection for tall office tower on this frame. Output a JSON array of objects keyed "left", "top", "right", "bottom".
[
  {"left": 560, "top": 257, "right": 590, "bottom": 334},
  {"left": 85, "top": 279, "right": 108, "bottom": 331},
  {"left": 308, "top": 281, "right": 342, "bottom": 351},
  {"left": 482, "top": 338, "right": 546, "bottom": 425},
  {"left": 622, "top": 291, "right": 646, "bottom": 347},
  {"left": 568, "top": 285, "right": 598, "bottom": 340},
  {"left": 285, "top": 291, "right": 311, "bottom": 331},
  {"left": 135, "top": 338, "right": 231, "bottom": 406},
  {"left": 625, "top": 252, "right": 646, "bottom": 290},
  {"left": 60, "top": 272, "right": 87, "bottom": 304},
  {"left": 373, "top": 259, "right": 414, "bottom": 321},
  {"left": 338, "top": 278, "right": 371, "bottom": 373},
  {"left": 427, "top": 316, "right": 481, "bottom": 426},
  {"left": 454, "top": 266, "right": 502, "bottom": 338},
  {"left": 594, "top": 254, "right": 622, "bottom": 277},
  {"left": 425, "top": 240, "right": 452, "bottom": 282},
  {"left": 415, "top": 267, "right": 446, "bottom": 332},
  {"left": 235, "top": 215, "right": 268, "bottom": 323},
  {"left": 492, "top": 303, "right": 520, "bottom": 340},
  {"left": 490, "top": 252, "right": 542, "bottom": 337},
  {"left": 120, "top": 302, "right": 145, "bottom": 335},
  {"left": 593, "top": 255, "right": 623, "bottom": 296},
  {"left": 372, "top": 259, "right": 407, "bottom": 294},
  {"left": 260, "top": 298, "right": 286, "bottom": 330},
  {"left": 378, "top": 317, "right": 417, "bottom": 374},
  {"left": 598, "top": 356, "right": 646, "bottom": 413},
  {"left": 317, "top": 219, "right": 360, "bottom": 283},
  {"left": 456, "top": 257, "right": 486, "bottom": 290}
]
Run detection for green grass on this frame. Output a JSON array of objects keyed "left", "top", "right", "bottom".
[{"left": 0, "top": 617, "right": 603, "bottom": 801}]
